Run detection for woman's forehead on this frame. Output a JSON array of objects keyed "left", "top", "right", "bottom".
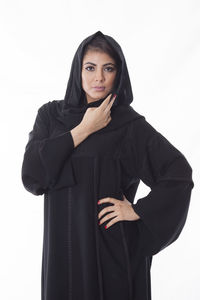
[{"left": 82, "top": 50, "right": 116, "bottom": 65}]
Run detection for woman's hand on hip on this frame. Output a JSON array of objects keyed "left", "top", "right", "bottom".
[{"left": 97, "top": 194, "right": 140, "bottom": 229}]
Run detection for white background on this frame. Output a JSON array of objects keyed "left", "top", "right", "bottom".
[{"left": 0, "top": 0, "right": 199, "bottom": 299}]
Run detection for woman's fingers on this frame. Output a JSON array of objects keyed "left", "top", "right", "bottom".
[
  {"left": 105, "top": 94, "right": 117, "bottom": 114},
  {"left": 98, "top": 93, "right": 112, "bottom": 110},
  {"left": 107, "top": 95, "right": 116, "bottom": 108},
  {"left": 99, "top": 93, "right": 116, "bottom": 111},
  {"left": 97, "top": 195, "right": 140, "bottom": 228}
]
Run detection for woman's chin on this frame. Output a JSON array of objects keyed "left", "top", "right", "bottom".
[{"left": 88, "top": 92, "right": 108, "bottom": 101}]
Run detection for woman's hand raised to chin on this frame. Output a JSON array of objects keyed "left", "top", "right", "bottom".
[
  {"left": 97, "top": 194, "right": 140, "bottom": 230},
  {"left": 70, "top": 93, "right": 116, "bottom": 148},
  {"left": 80, "top": 93, "right": 117, "bottom": 135}
]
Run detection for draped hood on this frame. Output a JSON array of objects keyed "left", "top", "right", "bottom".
[{"left": 52, "top": 30, "right": 144, "bottom": 132}]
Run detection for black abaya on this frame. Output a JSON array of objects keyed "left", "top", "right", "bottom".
[{"left": 21, "top": 30, "right": 194, "bottom": 300}]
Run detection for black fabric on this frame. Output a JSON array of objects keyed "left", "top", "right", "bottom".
[{"left": 21, "top": 30, "right": 194, "bottom": 300}]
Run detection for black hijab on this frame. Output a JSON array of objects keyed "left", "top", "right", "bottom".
[{"left": 52, "top": 30, "right": 144, "bottom": 132}]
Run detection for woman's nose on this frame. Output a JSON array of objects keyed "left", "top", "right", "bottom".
[{"left": 95, "top": 69, "right": 104, "bottom": 81}]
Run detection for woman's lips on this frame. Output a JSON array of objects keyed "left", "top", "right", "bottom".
[{"left": 93, "top": 87, "right": 105, "bottom": 91}]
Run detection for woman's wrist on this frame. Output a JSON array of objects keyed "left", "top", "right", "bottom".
[
  {"left": 70, "top": 124, "right": 90, "bottom": 148},
  {"left": 131, "top": 204, "right": 141, "bottom": 220}
]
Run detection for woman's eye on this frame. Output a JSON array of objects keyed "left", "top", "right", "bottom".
[
  {"left": 85, "top": 66, "right": 94, "bottom": 71},
  {"left": 105, "top": 67, "right": 114, "bottom": 72},
  {"left": 85, "top": 66, "right": 115, "bottom": 72}
]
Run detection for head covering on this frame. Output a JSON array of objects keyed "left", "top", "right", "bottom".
[
  {"left": 63, "top": 30, "right": 134, "bottom": 108},
  {"left": 52, "top": 30, "right": 144, "bottom": 132}
]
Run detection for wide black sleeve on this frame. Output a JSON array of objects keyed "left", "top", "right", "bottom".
[
  {"left": 127, "top": 118, "right": 194, "bottom": 257},
  {"left": 21, "top": 103, "right": 76, "bottom": 196}
]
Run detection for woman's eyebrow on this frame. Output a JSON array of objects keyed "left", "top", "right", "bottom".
[{"left": 84, "top": 62, "right": 116, "bottom": 66}]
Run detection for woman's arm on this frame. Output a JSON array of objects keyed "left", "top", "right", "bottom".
[
  {"left": 124, "top": 118, "right": 194, "bottom": 257},
  {"left": 21, "top": 103, "right": 90, "bottom": 196}
]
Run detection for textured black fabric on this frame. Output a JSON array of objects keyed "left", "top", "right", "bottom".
[{"left": 21, "top": 30, "right": 194, "bottom": 300}]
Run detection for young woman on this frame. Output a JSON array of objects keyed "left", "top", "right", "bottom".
[{"left": 21, "top": 30, "right": 194, "bottom": 300}]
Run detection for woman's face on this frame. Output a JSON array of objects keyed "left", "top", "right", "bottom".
[{"left": 81, "top": 50, "right": 117, "bottom": 104}]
